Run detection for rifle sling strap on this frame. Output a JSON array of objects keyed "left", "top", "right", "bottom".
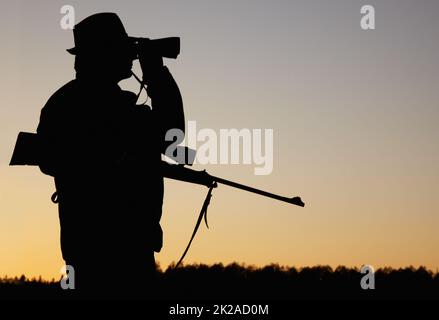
[
  {"left": 175, "top": 182, "right": 216, "bottom": 268},
  {"left": 51, "top": 191, "right": 59, "bottom": 204}
]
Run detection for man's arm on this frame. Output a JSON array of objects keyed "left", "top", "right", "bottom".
[
  {"left": 140, "top": 53, "right": 185, "bottom": 153},
  {"left": 147, "top": 66, "right": 185, "bottom": 152}
]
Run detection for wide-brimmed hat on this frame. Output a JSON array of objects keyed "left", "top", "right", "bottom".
[{"left": 67, "top": 12, "right": 133, "bottom": 55}]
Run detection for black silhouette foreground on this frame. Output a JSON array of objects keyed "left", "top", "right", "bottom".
[
  {"left": 1, "top": 264, "right": 438, "bottom": 301},
  {"left": 9, "top": 12, "right": 304, "bottom": 299},
  {"left": 11, "top": 12, "right": 186, "bottom": 298}
]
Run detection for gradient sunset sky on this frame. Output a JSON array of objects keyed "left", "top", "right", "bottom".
[{"left": 1, "top": 0, "right": 439, "bottom": 280}]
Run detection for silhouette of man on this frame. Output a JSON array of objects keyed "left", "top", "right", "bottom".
[{"left": 36, "top": 13, "right": 184, "bottom": 298}]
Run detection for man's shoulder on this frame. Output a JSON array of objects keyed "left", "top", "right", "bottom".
[
  {"left": 47, "top": 80, "right": 79, "bottom": 104},
  {"left": 39, "top": 80, "right": 81, "bottom": 123}
]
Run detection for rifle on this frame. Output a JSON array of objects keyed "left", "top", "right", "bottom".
[
  {"left": 161, "top": 161, "right": 304, "bottom": 267},
  {"left": 161, "top": 161, "right": 304, "bottom": 207},
  {"left": 10, "top": 132, "right": 305, "bottom": 267}
]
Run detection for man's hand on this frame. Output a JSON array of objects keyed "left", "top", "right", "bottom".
[{"left": 139, "top": 44, "right": 164, "bottom": 85}]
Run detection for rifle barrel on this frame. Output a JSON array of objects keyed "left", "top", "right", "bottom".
[{"left": 210, "top": 175, "right": 305, "bottom": 207}]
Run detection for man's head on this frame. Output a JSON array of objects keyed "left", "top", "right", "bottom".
[{"left": 67, "top": 13, "right": 135, "bottom": 82}]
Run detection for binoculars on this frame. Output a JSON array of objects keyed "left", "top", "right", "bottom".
[{"left": 130, "top": 37, "right": 180, "bottom": 60}]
